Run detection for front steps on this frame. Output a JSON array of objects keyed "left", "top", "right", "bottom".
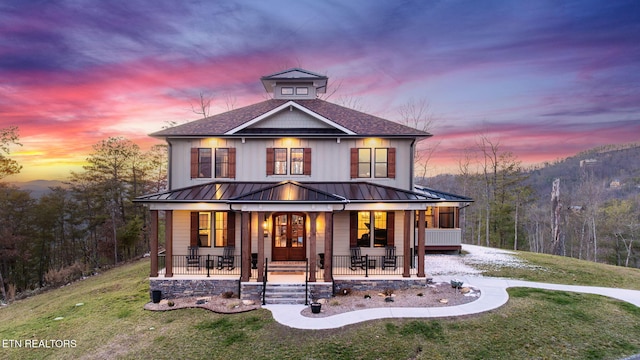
[
  {"left": 267, "top": 261, "right": 306, "bottom": 274},
  {"left": 263, "top": 283, "right": 309, "bottom": 304}
]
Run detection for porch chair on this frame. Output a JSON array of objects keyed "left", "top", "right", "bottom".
[
  {"left": 382, "top": 246, "right": 397, "bottom": 270},
  {"left": 217, "top": 246, "right": 235, "bottom": 270},
  {"left": 349, "top": 247, "right": 366, "bottom": 270},
  {"left": 186, "top": 246, "right": 200, "bottom": 270}
]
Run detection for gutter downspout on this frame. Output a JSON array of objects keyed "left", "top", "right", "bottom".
[
  {"left": 166, "top": 139, "right": 173, "bottom": 190},
  {"left": 409, "top": 139, "right": 416, "bottom": 189}
]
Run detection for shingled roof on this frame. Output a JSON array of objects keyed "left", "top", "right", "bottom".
[{"left": 150, "top": 99, "right": 431, "bottom": 138}]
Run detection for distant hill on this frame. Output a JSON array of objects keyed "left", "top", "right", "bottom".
[
  {"left": 525, "top": 143, "right": 640, "bottom": 203},
  {"left": 422, "top": 143, "right": 640, "bottom": 205},
  {"left": 7, "top": 179, "right": 67, "bottom": 198}
]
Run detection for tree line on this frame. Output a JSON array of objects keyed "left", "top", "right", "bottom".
[
  {"left": 0, "top": 128, "right": 166, "bottom": 302},
  {"left": 424, "top": 140, "right": 640, "bottom": 269}
]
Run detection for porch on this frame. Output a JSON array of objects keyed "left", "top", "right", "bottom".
[{"left": 154, "top": 253, "right": 416, "bottom": 279}]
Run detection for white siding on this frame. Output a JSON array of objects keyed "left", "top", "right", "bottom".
[{"left": 170, "top": 137, "right": 414, "bottom": 190}]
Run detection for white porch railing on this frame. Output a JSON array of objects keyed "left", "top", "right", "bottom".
[{"left": 417, "top": 228, "right": 462, "bottom": 246}]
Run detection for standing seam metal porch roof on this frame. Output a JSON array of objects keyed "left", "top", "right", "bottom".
[{"left": 134, "top": 181, "right": 462, "bottom": 204}]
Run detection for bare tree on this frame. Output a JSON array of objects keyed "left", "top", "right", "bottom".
[
  {"left": 191, "top": 91, "right": 213, "bottom": 118},
  {"left": 397, "top": 98, "right": 438, "bottom": 181}
]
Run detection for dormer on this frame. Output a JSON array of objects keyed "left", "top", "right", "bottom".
[{"left": 261, "top": 68, "right": 328, "bottom": 100}]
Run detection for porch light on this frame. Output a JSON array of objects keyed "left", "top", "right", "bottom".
[{"left": 263, "top": 220, "right": 269, "bottom": 238}]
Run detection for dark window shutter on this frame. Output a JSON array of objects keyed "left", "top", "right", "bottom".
[
  {"left": 227, "top": 212, "right": 236, "bottom": 247},
  {"left": 266, "top": 148, "right": 274, "bottom": 176},
  {"left": 387, "top": 211, "right": 395, "bottom": 246},
  {"left": 350, "top": 148, "right": 358, "bottom": 179},
  {"left": 388, "top": 148, "right": 396, "bottom": 179},
  {"left": 190, "top": 212, "right": 199, "bottom": 247},
  {"left": 349, "top": 211, "right": 358, "bottom": 247},
  {"left": 190, "top": 149, "right": 198, "bottom": 179},
  {"left": 228, "top": 148, "right": 236, "bottom": 179},
  {"left": 303, "top": 148, "right": 311, "bottom": 175}
]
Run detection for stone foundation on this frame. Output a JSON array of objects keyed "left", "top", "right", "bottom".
[
  {"left": 150, "top": 279, "right": 239, "bottom": 300},
  {"left": 150, "top": 278, "right": 426, "bottom": 301}
]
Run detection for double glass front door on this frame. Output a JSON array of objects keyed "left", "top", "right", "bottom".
[{"left": 272, "top": 213, "right": 306, "bottom": 261}]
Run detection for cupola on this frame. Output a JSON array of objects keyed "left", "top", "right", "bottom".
[{"left": 260, "top": 68, "right": 328, "bottom": 100}]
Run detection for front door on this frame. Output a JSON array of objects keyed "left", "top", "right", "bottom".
[{"left": 272, "top": 213, "right": 306, "bottom": 261}]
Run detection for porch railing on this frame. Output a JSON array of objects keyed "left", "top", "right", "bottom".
[
  {"left": 157, "top": 254, "right": 241, "bottom": 276},
  {"left": 332, "top": 255, "right": 405, "bottom": 276},
  {"left": 156, "top": 254, "right": 405, "bottom": 277}
]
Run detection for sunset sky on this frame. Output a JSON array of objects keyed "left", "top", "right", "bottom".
[{"left": 2, "top": 0, "right": 639, "bottom": 182}]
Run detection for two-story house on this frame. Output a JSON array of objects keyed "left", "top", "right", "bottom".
[{"left": 136, "top": 68, "right": 472, "bottom": 303}]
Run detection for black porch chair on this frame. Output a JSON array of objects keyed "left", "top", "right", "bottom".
[
  {"left": 350, "top": 247, "right": 366, "bottom": 270},
  {"left": 186, "top": 246, "right": 200, "bottom": 270},
  {"left": 217, "top": 246, "right": 235, "bottom": 270},
  {"left": 382, "top": 246, "right": 397, "bottom": 270}
]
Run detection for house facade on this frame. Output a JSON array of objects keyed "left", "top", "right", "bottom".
[{"left": 136, "top": 68, "right": 472, "bottom": 302}]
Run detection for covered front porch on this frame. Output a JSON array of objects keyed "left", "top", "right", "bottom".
[{"left": 138, "top": 180, "right": 471, "bottom": 300}]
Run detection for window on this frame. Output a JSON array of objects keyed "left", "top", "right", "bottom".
[
  {"left": 191, "top": 148, "right": 212, "bottom": 178},
  {"left": 296, "top": 87, "right": 308, "bottom": 95},
  {"left": 191, "top": 212, "right": 235, "bottom": 248},
  {"left": 352, "top": 147, "right": 395, "bottom": 179},
  {"left": 215, "top": 148, "right": 229, "bottom": 178},
  {"left": 267, "top": 148, "right": 311, "bottom": 176},
  {"left": 416, "top": 207, "right": 435, "bottom": 229},
  {"left": 281, "top": 87, "right": 294, "bottom": 95},
  {"left": 214, "top": 212, "right": 228, "bottom": 247},
  {"left": 439, "top": 207, "right": 455, "bottom": 228},
  {"left": 274, "top": 148, "right": 287, "bottom": 175},
  {"left": 355, "top": 211, "right": 389, "bottom": 247},
  {"left": 291, "top": 148, "right": 304, "bottom": 175},
  {"left": 198, "top": 212, "right": 211, "bottom": 247},
  {"left": 374, "top": 148, "right": 388, "bottom": 177},
  {"left": 358, "top": 148, "right": 371, "bottom": 177}
]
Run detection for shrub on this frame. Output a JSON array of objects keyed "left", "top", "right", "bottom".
[
  {"left": 221, "top": 291, "right": 235, "bottom": 299},
  {"left": 44, "top": 262, "right": 86, "bottom": 287},
  {"left": 383, "top": 288, "right": 394, "bottom": 296}
]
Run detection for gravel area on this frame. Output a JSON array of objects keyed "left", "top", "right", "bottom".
[
  {"left": 426, "top": 244, "right": 539, "bottom": 276},
  {"left": 301, "top": 281, "right": 480, "bottom": 318}
]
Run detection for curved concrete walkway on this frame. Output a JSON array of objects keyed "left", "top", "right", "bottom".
[{"left": 263, "top": 276, "right": 640, "bottom": 330}]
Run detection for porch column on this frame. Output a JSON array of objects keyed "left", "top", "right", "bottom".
[
  {"left": 403, "top": 210, "right": 411, "bottom": 278},
  {"left": 257, "top": 212, "right": 266, "bottom": 282},
  {"left": 165, "top": 210, "right": 173, "bottom": 278},
  {"left": 241, "top": 211, "right": 251, "bottom": 282},
  {"left": 417, "top": 210, "right": 426, "bottom": 277},
  {"left": 323, "top": 212, "right": 333, "bottom": 283},
  {"left": 150, "top": 210, "right": 159, "bottom": 277},
  {"left": 308, "top": 212, "right": 317, "bottom": 282}
]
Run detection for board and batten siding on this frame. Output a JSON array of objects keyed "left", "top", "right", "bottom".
[{"left": 170, "top": 137, "right": 414, "bottom": 190}]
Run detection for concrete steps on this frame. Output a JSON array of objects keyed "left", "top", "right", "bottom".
[
  {"left": 267, "top": 261, "right": 306, "bottom": 274},
  {"left": 263, "top": 283, "right": 309, "bottom": 304}
]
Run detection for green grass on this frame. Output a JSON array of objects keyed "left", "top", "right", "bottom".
[
  {"left": 1, "top": 253, "right": 640, "bottom": 359},
  {"left": 479, "top": 250, "right": 640, "bottom": 289}
]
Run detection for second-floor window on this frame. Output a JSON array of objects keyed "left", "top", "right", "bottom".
[
  {"left": 291, "top": 148, "right": 304, "bottom": 175},
  {"left": 351, "top": 147, "right": 396, "bottom": 179},
  {"left": 267, "top": 148, "right": 311, "bottom": 176},
  {"left": 358, "top": 149, "right": 371, "bottom": 178},
  {"left": 215, "top": 148, "right": 229, "bottom": 178},
  {"left": 193, "top": 148, "right": 211, "bottom": 178},
  {"left": 191, "top": 147, "right": 235, "bottom": 179},
  {"left": 274, "top": 148, "right": 287, "bottom": 175}
]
